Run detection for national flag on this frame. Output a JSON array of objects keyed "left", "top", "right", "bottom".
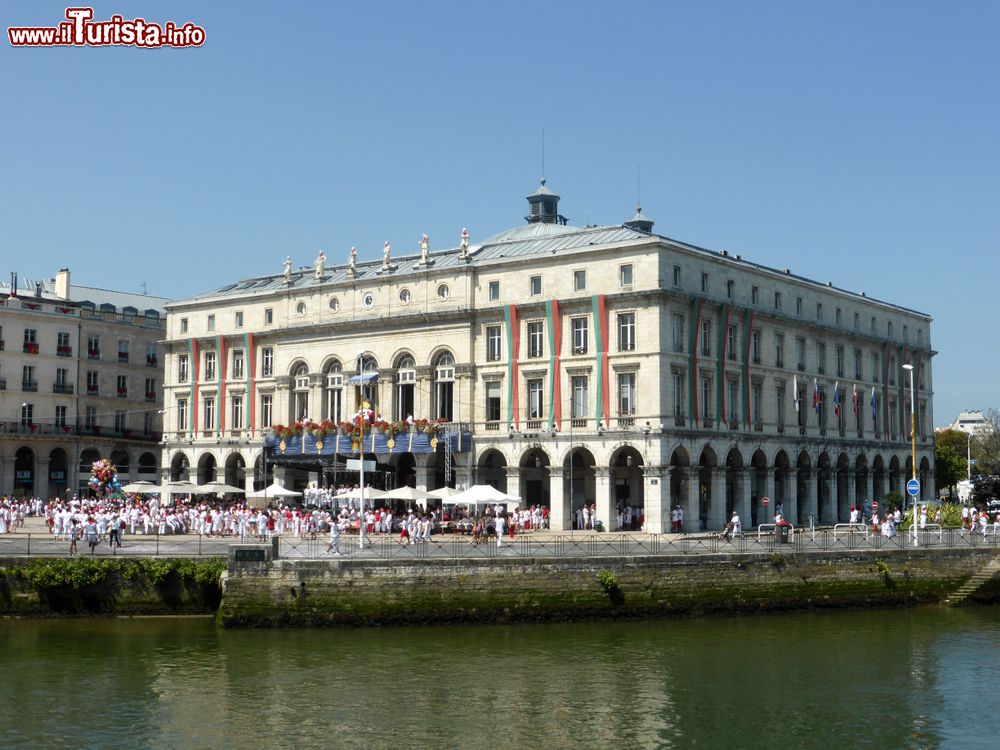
[
  {"left": 812, "top": 378, "right": 821, "bottom": 413},
  {"left": 833, "top": 382, "right": 842, "bottom": 418},
  {"left": 793, "top": 375, "right": 799, "bottom": 412},
  {"left": 852, "top": 383, "right": 859, "bottom": 415},
  {"left": 870, "top": 385, "right": 878, "bottom": 424}
]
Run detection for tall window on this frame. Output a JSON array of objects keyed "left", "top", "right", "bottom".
[
  {"left": 672, "top": 372, "right": 685, "bottom": 417},
  {"left": 671, "top": 314, "right": 684, "bottom": 353},
  {"left": 56, "top": 367, "right": 69, "bottom": 387},
  {"left": 232, "top": 350, "right": 244, "bottom": 379},
  {"left": 774, "top": 334, "right": 784, "bottom": 367},
  {"left": 486, "top": 381, "right": 502, "bottom": 423},
  {"left": 529, "top": 275, "right": 542, "bottom": 296},
  {"left": 262, "top": 347, "right": 274, "bottom": 377},
  {"left": 573, "top": 270, "right": 586, "bottom": 291},
  {"left": 204, "top": 397, "right": 216, "bottom": 430},
  {"left": 57, "top": 331, "right": 71, "bottom": 356},
  {"left": 776, "top": 385, "right": 786, "bottom": 428},
  {"left": 205, "top": 351, "right": 216, "bottom": 381},
  {"left": 235, "top": 311, "right": 244, "bottom": 328},
  {"left": 527, "top": 322, "right": 544, "bottom": 358},
  {"left": 55, "top": 405, "right": 67, "bottom": 428},
  {"left": 751, "top": 286, "right": 759, "bottom": 305},
  {"left": 751, "top": 329, "right": 761, "bottom": 364},
  {"left": 146, "top": 343, "right": 157, "bottom": 366},
  {"left": 177, "top": 399, "right": 188, "bottom": 431},
  {"left": 325, "top": 362, "right": 344, "bottom": 421},
  {"left": 261, "top": 394, "right": 273, "bottom": 428},
  {"left": 726, "top": 326, "right": 737, "bottom": 360},
  {"left": 700, "top": 319, "right": 711, "bottom": 356},
  {"left": 87, "top": 370, "right": 99, "bottom": 394},
  {"left": 115, "top": 411, "right": 126, "bottom": 433},
  {"left": 817, "top": 342, "right": 826, "bottom": 374},
  {"left": 87, "top": 335, "right": 100, "bottom": 358},
  {"left": 836, "top": 346, "right": 844, "bottom": 377},
  {"left": 726, "top": 280, "right": 734, "bottom": 299},
  {"left": 393, "top": 357, "right": 413, "bottom": 421},
  {"left": 752, "top": 382, "right": 762, "bottom": 427},
  {"left": 774, "top": 291, "right": 782, "bottom": 310},
  {"left": 618, "top": 373, "right": 636, "bottom": 416},
  {"left": 620, "top": 264, "right": 633, "bottom": 287},
  {"left": 572, "top": 318, "right": 588, "bottom": 354},
  {"left": 178, "top": 354, "right": 189, "bottom": 383},
  {"left": 85, "top": 406, "right": 97, "bottom": 430},
  {"left": 292, "top": 365, "right": 309, "bottom": 420},
  {"left": 854, "top": 349, "right": 863, "bottom": 380},
  {"left": 145, "top": 377, "right": 156, "bottom": 400},
  {"left": 672, "top": 265, "right": 681, "bottom": 287},
  {"left": 486, "top": 325, "right": 502, "bottom": 361},
  {"left": 488, "top": 280, "right": 500, "bottom": 301},
  {"left": 872, "top": 353, "right": 880, "bottom": 384},
  {"left": 701, "top": 272, "right": 709, "bottom": 293},
  {"left": 20, "top": 403, "right": 33, "bottom": 426},
  {"left": 618, "top": 312, "right": 636, "bottom": 351},
  {"left": 232, "top": 396, "right": 244, "bottom": 429},
  {"left": 116, "top": 375, "right": 127, "bottom": 398},
  {"left": 727, "top": 380, "right": 739, "bottom": 424},
  {"left": 118, "top": 339, "right": 129, "bottom": 362},
  {"left": 571, "top": 376, "right": 589, "bottom": 419},
  {"left": 527, "top": 379, "right": 544, "bottom": 420},
  {"left": 264, "top": 308, "right": 273, "bottom": 325},
  {"left": 796, "top": 338, "right": 806, "bottom": 371},
  {"left": 22, "top": 364, "right": 36, "bottom": 390},
  {"left": 701, "top": 377, "right": 712, "bottom": 420},
  {"left": 434, "top": 352, "right": 455, "bottom": 421},
  {"left": 207, "top": 314, "right": 216, "bottom": 331}
]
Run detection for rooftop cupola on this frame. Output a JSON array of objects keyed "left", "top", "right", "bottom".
[
  {"left": 624, "top": 205, "right": 654, "bottom": 234},
  {"left": 525, "top": 179, "right": 567, "bottom": 225}
]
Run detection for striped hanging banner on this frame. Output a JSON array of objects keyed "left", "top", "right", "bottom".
[
  {"left": 882, "top": 342, "right": 890, "bottom": 440},
  {"left": 688, "top": 297, "right": 702, "bottom": 425},
  {"left": 742, "top": 308, "right": 754, "bottom": 429},
  {"left": 504, "top": 305, "right": 520, "bottom": 429},
  {"left": 546, "top": 300, "right": 562, "bottom": 430},
  {"left": 217, "top": 335, "right": 226, "bottom": 436},
  {"left": 190, "top": 338, "right": 200, "bottom": 435},
  {"left": 716, "top": 303, "right": 729, "bottom": 429},
  {"left": 591, "top": 295, "right": 610, "bottom": 427},
  {"left": 914, "top": 354, "right": 922, "bottom": 437},
  {"left": 899, "top": 345, "right": 908, "bottom": 442},
  {"left": 245, "top": 332, "right": 254, "bottom": 431}
]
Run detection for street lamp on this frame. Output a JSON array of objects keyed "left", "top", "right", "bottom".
[
  {"left": 356, "top": 350, "right": 366, "bottom": 551},
  {"left": 902, "top": 363, "right": 916, "bottom": 539}
]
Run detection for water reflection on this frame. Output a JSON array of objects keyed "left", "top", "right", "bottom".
[{"left": 1, "top": 608, "right": 999, "bottom": 750}]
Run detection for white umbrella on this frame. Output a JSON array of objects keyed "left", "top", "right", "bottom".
[
  {"left": 337, "top": 486, "right": 387, "bottom": 501},
  {"left": 195, "top": 482, "right": 246, "bottom": 495},
  {"left": 159, "top": 480, "right": 197, "bottom": 494},
  {"left": 380, "top": 485, "right": 434, "bottom": 509},
  {"left": 246, "top": 481, "right": 301, "bottom": 499},
  {"left": 447, "top": 484, "right": 521, "bottom": 508},
  {"left": 121, "top": 481, "right": 159, "bottom": 493},
  {"left": 427, "top": 486, "right": 462, "bottom": 499}
]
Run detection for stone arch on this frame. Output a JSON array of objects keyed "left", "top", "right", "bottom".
[
  {"left": 477, "top": 448, "right": 508, "bottom": 493},
  {"left": 389, "top": 452, "right": 417, "bottom": 491},
  {"left": 197, "top": 453, "right": 217, "bottom": 485},
  {"left": 48, "top": 447, "right": 70, "bottom": 498},
  {"left": 794, "top": 451, "right": 812, "bottom": 527},
  {"left": 724, "top": 447, "right": 745, "bottom": 523},
  {"left": 835, "top": 453, "right": 851, "bottom": 520},
  {"left": 563, "top": 446, "right": 596, "bottom": 528},
  {"left": 872, "top": 454, "right": 886, "bottom": 503},
  {"left": 519, "top": 447, "right": 552, "bottom": 513},
  {"left": 170, "top": 451, "right": 191, "bottom": 482},
  {"left": 817, "top": 452, "right": 834, "bottom": 524},
  {"left": 79, "top": 448, "right": 101, "bottom": 473},
  {"left": 287, "top": 358, "right": 311, "bottom": 377},
  {"left": 14, "top": 446, "right": 35, "bottom": 496},
  {"left": 773, "top": 450, "right": 791, "bottom": 520},
  {"left": 609, "top": 444, "right": 644, "bottom": 530},
  {"left": 750, "top": 449, "right": 769, "bottom": 527},
  {"left": 137, "top": 451, "right": 158, "bottom": 478},
  {"left": 889, "top": 455, "right": 902, "bottom": 498},
  {"left": 252, "top": 453, "right": 270, "bottom": 492},
  {"left": 697, "top": 445, "right": 719, "bottom": 530},
  {"left": 854, "top": 453, "right": 869, "bottom": 508},
  {"left": 110, "top": 449, "right": 130, "bottom": 477},
  {"left": 919, "top": 455, "right": 931, "bottom": 503},
  {"left": 668, "top": 447, "right": 690, "bottom": 528},
  {"left": 224, "top": 452, "right": 246, "bottom": 489}
]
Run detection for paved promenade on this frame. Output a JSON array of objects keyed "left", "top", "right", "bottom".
[{"left": 3, "top": 516, "right": 998, "bottom": 560}]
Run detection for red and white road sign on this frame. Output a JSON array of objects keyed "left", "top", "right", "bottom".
[{"left": 762, "top": 497, "right": 770, "bottom": 505}]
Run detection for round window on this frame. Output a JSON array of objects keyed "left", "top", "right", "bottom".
[
  {"left": 296, "top": 301, "right": 306, "bottom": 315},
  {"left": 437, "top": 284, "right": 449, "bottom": 300},
  {"left": 399, "top": 288, "right": 411, "bottom": 305},
  {"left": 329, "top": 297, "right": 340, "bottom": 311},
  {"left": 363, "top": 292, "right": 375, "bottom": 309}
]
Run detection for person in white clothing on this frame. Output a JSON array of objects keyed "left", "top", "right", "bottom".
[{"left": 495, "top": 513, "right": 506, "bottom": 548}]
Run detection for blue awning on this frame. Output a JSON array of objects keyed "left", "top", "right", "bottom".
[{"left": 347, "top": 371, "right": 379, "bottom": 385}]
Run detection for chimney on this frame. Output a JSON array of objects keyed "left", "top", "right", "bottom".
[
  {"left": 55, "top": 268, "right": 71, "bottom": 300},
  {"left": 9, "top": 272, "right": 17, "bottom": 297}
]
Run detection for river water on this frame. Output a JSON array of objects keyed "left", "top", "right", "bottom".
[{"left": 3, "top": 606, "right": 999, "bottom": 750}]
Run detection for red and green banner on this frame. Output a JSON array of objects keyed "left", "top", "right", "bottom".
[
  {"left": 716, "top": 303, "right": 730, "bottom": 429},
  {"left": 217, "top": 335, "right": 226, "bottom": 436},
  {"left": 190, "top": 338, "right": 200, "bottom": 435},
  {"left": 505, "top": 305, "right": 520, "bottom": 428},
  {"left": 591, "top": 295, "right": 610, "bottom": 427},
  {"left": 688, "top": 297, "right": 703, "bottom": 425},
  {"left": 546, "top": 300, "right": 562, "bottom": 430},
  {"left": 742, "top": 308, "right": 754, "bottom": 429},
  {"left": 246, "top": 332, "right": 255, "bottom": 431}
]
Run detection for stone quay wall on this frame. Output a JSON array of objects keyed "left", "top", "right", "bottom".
[{"left": 218, "top": 549, "right": 1000, "bottom": 628}]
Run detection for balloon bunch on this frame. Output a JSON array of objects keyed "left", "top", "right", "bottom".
[{"left": 88, "top": 458, "right": 122, "bottom": 497}]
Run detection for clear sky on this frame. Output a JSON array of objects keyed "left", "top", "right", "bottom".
[{"left": 2, "top": 1, "right": 997, "bottom": 427}]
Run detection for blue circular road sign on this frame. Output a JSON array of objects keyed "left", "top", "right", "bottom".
[{"left": 906, "top": 478, "right": 920, "bottom": 497}]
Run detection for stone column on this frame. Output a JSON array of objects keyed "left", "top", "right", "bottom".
[
  {"left": 504, "top": 466, "right": 521, "bottom": 504},
  {"left": 548, "top": 467, "right": 571, "bottom": 530},
  {"left": 643, "top": 465, "right": 669, "bottom": 533},
  {"left": 764, "top": 470, "right": 775, "bottom": 523},
  {"left": 737, "top": 468, "right": 752, "bottom": 532},
  {"left": 413, "top": 456, "right": 435, "bottom": 491},
  {"left": 685, "top": 468, "right": 700, "bottom": 532},
  {"left": 785, "top": 470, "right": 799, "bottom": 526},
  {"left": 594, "top": 467, "right": 612, "bottom": 531},
  {"left": 865, "top": 470, "right": 874, "bottom": 508},
  {"left": 708, "top": 467, "right": 726, "bottom": 531},
  {"left": 35, "top": 456, "right": 51, "bottom": 500},
  {"left": 805, "top": 471, "right": 820, "bottom": 526}
]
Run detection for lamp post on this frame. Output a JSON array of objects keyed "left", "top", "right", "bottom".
[
  {"left": 902, "top": 363, "right": 916, "bottom": 540},
  {"left": 356, "top": 350, "right": 366, "bottom": 551}
]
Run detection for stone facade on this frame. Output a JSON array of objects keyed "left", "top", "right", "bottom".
[
  {"left": 0, "top": 270, "right": 166, "bottom": 497},
  {"left": 161, "top": 184, "right": 934, "bottom": 531}
]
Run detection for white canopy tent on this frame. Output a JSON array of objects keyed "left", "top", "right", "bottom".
[
  {"left": 380, "top": 486, "right": 434, "bottom": 508},
  {"left": 426, "top": 486, "right": 463, "bottom": 500},
  {"left": 246, "top": 482, "right": 302, "bottom": 499},
  {"left": 194, "top": 482, "right": 246, "bottom": 495},
  {"left": 120, "top": 481, "right": 159, "bottom": 493}
]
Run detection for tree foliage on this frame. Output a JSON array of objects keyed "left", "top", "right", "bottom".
[
  {"left": 935, "top": 429, "right": 968, "bottom": 497},
  {"left": 972, "top": 410, "right": 1000, "bottom": 476}
]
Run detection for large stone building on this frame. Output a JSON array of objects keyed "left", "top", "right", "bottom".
[
  {"left": 161, "top": 183, "right": 934, "bottom": 532},
  {"left": 0, "top": 270, "right": 167, "bottom": 497}
]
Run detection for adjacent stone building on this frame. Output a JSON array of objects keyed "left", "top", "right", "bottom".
[
  {"left": 160, "top": 183, "right": 935, "bottom": 532},
  {"left": 0, "top": 270, "right": 167, "bottom": 497}
]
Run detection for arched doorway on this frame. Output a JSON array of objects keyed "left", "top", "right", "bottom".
[
  {"left": 519, "top": 448, "right": 551, "bottom": 514},
  {"left": 477, "top": 449, "right": 507, "bottom": 492},
  {"left": 724, "top": 447, "right": 744, "bottom": 522},
  {"left": 919, "top": 456, "right": 931, "bottom": 504},
  {"left": 836, "top": 453, "right": 850, "bottom": 521},
  {"left": 253, "top": 454, "right": 270, "bottom": 492},
  {"left": 197, "top": 453, "right": 217, "bottom": 485},
  {"left": 698, "top": 446, "right": 719, "bottom": 530},
  {"left": 817, "top": 452, "right": 833, "bottom": 524},
  {"left": 750, "top": 449, "right": 768, "bottom": 527},
  {"left": 795, "top": 451, "right": 811, "bottom": 527},
  {"left": 79, "top": 448, "right": 101, "bottom": 496},
  {"left": 609, "top": 445, "right": 644, "bottom": 530},
  {"left": 773, "top": 450, "right": 791, "bottom": 520},
  {"left": 137, "top": 451, "right": 158, "bottom": 478},
  {"left": 872, "top": 455, "right": 886, "bottom": 503},
  {"left": 889, "top": 455, "right": 902, "bottom": 499},
  {"left": 110, "top": 449, "right": 130, "bottom": 478},
  {"left": 14, "top": 446, "right": 35, "bottom": 496},
  {"left": 393, "top": 453, "right": 418, "bottom": 490},
  {"left": 225, "top": 453, "right": 246, "bottom": 489},
  {"left": 48, "top": 448, "right": 69, "bottom": 498},
  {"left": 854, "top": 454, "right": 869, "bottom": 511},
  {"left": 669, "top": 447, "right": 690, "bottom": 531},
  {"left": 171, "top": 452, "right": 191, "bottom": 482}
]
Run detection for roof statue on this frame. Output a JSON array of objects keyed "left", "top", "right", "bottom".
[
  {"left": 460, "top": 227, "right": 469, "bottom": 260},
  {"left": 419, "top": 233, "right": 431, "bottom": 266},
  {"left": 348, "top": 246, "right": 357, "bottom": 277},
  {"left": 314, "top": 251, "right": 326, "bottom": 280},
  {"left": 382, "top": 240, "right": 394, "bottom": 271},
  {"left": 283, "top": 256, "right": 292, "bottom": 284}
]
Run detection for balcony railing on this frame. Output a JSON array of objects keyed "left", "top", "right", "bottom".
[
  {"left": 146, "top": 356, "right": 158, "bottom": 367},
  {"left": 571, "top": 418, "right": 587, "bottom": 429},
  {"left": 86, "top": 385, "right": 99, "bottom": 395},
  {"left": 88, "top": 349, "right": 100, "bottom": 359},
  {"left": 674, "top": 416, "right": 686, "bottom": 427},
  {"left": 484, "top": 421, "right": 500, "bottom": 431},
  {"left": 117, "top": 388, "right": 128, "bottom": 398},
  {"left": 145, "top": 392, "right": 157, "bottom": 402},
  {"left": 118, "top": 352, "right": 130, "bottom": 363},
  {"left": 617, "top": 417, "right": 635, "bottom": 428},
  {"left": 52, "top": 383, "right": 74, "bottom": 395},
  {"left": 57, "top": 345, "right": 72, "bottom": 357},
  {"left": 22, "top": 380, "right": 38, "bottom": 392},
  {"left": 23, "top": 342, "right": 39, "bottom": 354}
]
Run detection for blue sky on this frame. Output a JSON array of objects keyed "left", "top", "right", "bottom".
[{"left": 2, "top": 1, "right": 997, "bottom": 426}]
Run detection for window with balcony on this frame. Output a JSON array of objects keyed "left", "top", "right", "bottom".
[
  {"left": 618, "top": 373, "right": 636, "bottom": 417},
  {"left": 672, "top": 372, "right": 685, "bottom": 421},
  {"left": 178, "top": 354, "right": 189, "bottom": 383},
  {"left": 57, "top": 331, "right": 71, "bottom": 357},
  {"left": 23, "top": 328, "right": 38, "bottom": 354},
  {"left": 145, "top": 378, "right": 156, "bottom": 402},
  {"left": 20, "top": 402, "right": 33, "bottom": 427},
  {"left": 88, "top": 335, "right": 100, "bottom": 359},
  {"left": 817, "top": 342, "right": 826, "bottom": 375},
  {"left": 726, "top": 325, "right": 737, "bottom": 360},
  {"left": 177, "top": 399, "right": 188, "bottom": 431},
  {"left": 232, "top": 350, "right": 245, "bottom": 379},
  {"left": 114, "top": 411, "right": 126, "bottom": 433},
  {"left": 527, "top": 378, "right": 544, "bottom": 420},
  {"left": 527, "top": 322, "right": 544, "bottom": 358},
  {"left": 671, "top": 314, "right": 684, "bottom": 353},
  {"left": 204, "top": 397, "right": 215, "bottom": 431},
  {"left": 262, "top": 347, "right": 274, "bottom": 377},
  {"left": 486, "top": 325, "right": 502, "bottom": 362},
  {"left": 775, "top": 334, "right": 784, "bottom": 368},
  {"left": 232, "top": 396, "right": 243, "bottom": 429},
  {"left": 85, "top": 406, "right": 97, "bottom": 431},
  {"left": 55, "top": 405, "right": 67, "bottom": 429},
  {"left": 751, "top": 329, "right": 761, "bottom": 364},
  {"left": 796, "top": 338, "right": 806, "bottom": 371},
  {"left": 117, "top": 375, "right": 128, "bottom": 398},
  {"left": 617, "top": 312, "right": 636, "bottom": 352},
  {"left": 571, "top": 376, "right": 589, "bottom": 419},
  {"left": 700, "top": 319, "right": 711, "bottom": 356},
  {"left": 260, "top": 394, "right": 272, "bottom": 428},
  {"left": 486, "top": 381, "right": 501, "bottom": 424},
  {"left": 205, "top": 351, "right": 216, "bottom": 381},
  {"left": 22, "top": 365, "right": 37, "bottom": 392},
  {"left": 86, "top": 370, "right": 99, "bottom": 395},
  {"left": 118, "top": 339, "right": 129, "bottom": 363},
  {"left": 836, "top": 346, "right": 844, "bottom": 377},
  {"left": 146, "top": 343, "right": 157, "bottom": 367}
]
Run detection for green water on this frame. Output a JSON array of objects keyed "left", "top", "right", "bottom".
[{"left": 3, "top": 607, "right": 999, "bottom": 750}]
